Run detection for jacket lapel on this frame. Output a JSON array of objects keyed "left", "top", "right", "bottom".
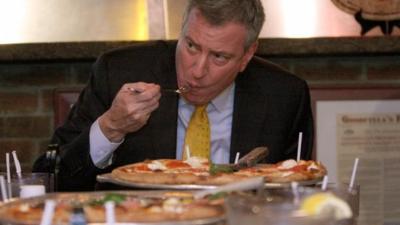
[{"left": 230, "top": 73, "right": 268, "bottom": 163}]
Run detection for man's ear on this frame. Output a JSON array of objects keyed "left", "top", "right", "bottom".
[{"left": 239, "top": 41, "right": 258, "bottom": 72}]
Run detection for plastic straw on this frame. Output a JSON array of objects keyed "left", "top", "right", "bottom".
[
  {"left": 0, "top": 175, "right": 8, "bottom": 202},
  {"left": 185, "top": 145, "right": 191, "bottom": 159},
  {"left": 291, "top": 182, "right": 300, "bottom": 205},
  {"left": 348, "top": 157, "right": 359, "bottom": 192},
  {"left": 105, "top": 201, "right": 116, "bottom": 225},
  {"left": 11, "top": 151, "right": 22, "bottom": 179},
  {"left": 40, "top": 200, "right": 56, "bottom": 225},
  {"left": 6, "top": 153, "right": 11, "bottom": 197},
  {"left": 296, "top": 132, "right": 303, "bottom": 162},
  {"left": 6, "top": 153, "right": 11, "bottom": 183},
  {"left": 321, "top": 175, "right": 328, "bottom": 191},
  {"left": 234, "top": 152, "right": 240, "bottom": 164}
]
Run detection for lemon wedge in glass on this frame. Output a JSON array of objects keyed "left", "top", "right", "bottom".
[{"left": 300, "top": 192, "right": 353, "bottom": 220}]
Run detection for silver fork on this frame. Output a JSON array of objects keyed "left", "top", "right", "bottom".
[
  {"left": 128, "top": 86, "right": 190, "bottom": 94},
  {"left": 163, "top": 86, "right": 190, "bottom": 94}
]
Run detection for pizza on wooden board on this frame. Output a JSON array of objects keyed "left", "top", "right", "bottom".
[
  {"left": 0, "top": 192, "right": 224, "bottom": 224},
  {"left": 111, "top": 157, "right": 327, "bottom": 185}
]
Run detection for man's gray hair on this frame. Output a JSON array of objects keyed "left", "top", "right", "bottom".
[{"left": 181, "top": 0, "right": 265, "bottom": 50}]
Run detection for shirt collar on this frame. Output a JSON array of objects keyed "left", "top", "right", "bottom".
[{"left": 211, "top": 83, "right": 235, "bottom": 112}]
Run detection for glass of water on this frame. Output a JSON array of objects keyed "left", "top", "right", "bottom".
[
  {"left": 0, "top": 172, "right": 53, "bottom": 201},
  {"left": 225, "top": 187, "right": 343, "bottom": 225}
]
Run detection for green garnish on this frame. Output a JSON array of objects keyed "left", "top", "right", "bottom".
[
  {"left": 89, "top": 193, "right": 126, "bottom": 206},
  {"left": 207, "top": 192, "right": 228, "bottom": 200},
  {"left": 209, "top": 163, "right": 234, "bottom": 175}
]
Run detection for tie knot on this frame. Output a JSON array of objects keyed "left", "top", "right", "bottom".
[
  {"left": 193, "top": 105, "right": 208, "bottom": 119},
  {"left": 195, "top": 105, "right": 207, "bottom": 112}
]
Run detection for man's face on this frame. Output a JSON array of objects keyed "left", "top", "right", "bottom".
[{"left": 175, "top": 8, "right": 257, "bottom": 105}]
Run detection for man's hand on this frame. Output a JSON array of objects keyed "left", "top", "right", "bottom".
[{"left": 98, "top": 82, "right": 161, "bottom": 142}]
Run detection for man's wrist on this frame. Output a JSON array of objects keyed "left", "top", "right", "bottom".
[{"left": 98, "top": 114, "right": 125, "bottom": 143}]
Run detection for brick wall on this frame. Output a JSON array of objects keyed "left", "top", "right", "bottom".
[
  {"left": 0, "top": 62, "right": 91, "bottom": 171},
  {"left": 0, "top": 40, "right": 399, "bottom": 172}
]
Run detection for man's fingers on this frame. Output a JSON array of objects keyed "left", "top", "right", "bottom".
[
  {"left": 104, "top": 82, "right": 161, "bottom": 135},
  {"left": 123, "top": 83, "right": 161, "bottom": 102}
]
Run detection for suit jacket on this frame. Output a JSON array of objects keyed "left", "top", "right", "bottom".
[{"left": 34, "top": 41, "right": 314, "bottom": 191}]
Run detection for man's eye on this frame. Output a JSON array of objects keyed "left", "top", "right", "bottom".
[
  {"left": 214, "top": 54, "right": 228, "bottom": 64},
  {"left": 187, "top": 42, "right": 197, "bottom": 52}
]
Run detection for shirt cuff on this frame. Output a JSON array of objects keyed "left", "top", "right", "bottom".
[{"left": 89, "top": 119, "right": 124, "bottom": 168}]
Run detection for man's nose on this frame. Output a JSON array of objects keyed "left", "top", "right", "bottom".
[{"left": 192, "top": 55, "right": 208, "bottom": 78}]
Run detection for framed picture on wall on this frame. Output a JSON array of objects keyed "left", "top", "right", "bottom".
[{"left": 309, "top": 85, "right": 400, "bottom": 225}]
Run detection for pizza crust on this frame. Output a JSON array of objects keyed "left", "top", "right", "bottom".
[
  {"left": 112, "top": 168, "right": 207, "bottom": 185},
  {"left": 111, "top": 159, "right": 327, "bottom": 186},
  {"left": 1, "top": 192, "right": 224, "bottom": 224}
]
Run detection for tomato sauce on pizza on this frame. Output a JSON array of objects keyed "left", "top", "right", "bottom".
[{"left": 111, "top": 157, "right": 327, "bottom": 185}]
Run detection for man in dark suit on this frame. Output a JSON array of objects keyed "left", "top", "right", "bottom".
[{"left": 34, "top": 0, "right": 313, "bottom": 191}]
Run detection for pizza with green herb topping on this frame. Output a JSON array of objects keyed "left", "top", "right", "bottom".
[
  {"left": 0, "top": 192, "right": 224, "bottom": 224},
  {"left": 111, "top": 157, "right": 326, "bottom": 185}
]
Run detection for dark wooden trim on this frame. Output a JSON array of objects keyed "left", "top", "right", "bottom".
[
  {"left": 53, "top": 87, "right": 82, "bottom": 128},
  {"left": 1, "top": 36, "right": 399, "bottom": 62}
]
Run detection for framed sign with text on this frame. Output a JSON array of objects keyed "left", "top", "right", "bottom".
[{"left": 309, "top": 85, "right": 400, "bottom": 225}]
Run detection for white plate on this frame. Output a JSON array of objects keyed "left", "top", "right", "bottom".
[{"left": 96, "top": 173, "right": 322, "bottom": 190}]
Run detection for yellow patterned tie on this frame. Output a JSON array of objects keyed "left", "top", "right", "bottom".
[{"left": 183, "top": 105, "right": 210, "bottom": 160}]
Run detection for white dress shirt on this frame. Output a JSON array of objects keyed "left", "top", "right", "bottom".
[{"left": 89, "top": 84, "right": 235, "bottom": 168}]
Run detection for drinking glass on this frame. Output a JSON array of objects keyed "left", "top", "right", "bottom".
[
  {"left": 225, "top": 187, "right": 344, "bottom": 225},
  {"left": 326, "top": 183, "right": 360, "bottom": 218},
  {"left": 0, "top": 172, "right": 53, "bottom": 200}
]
